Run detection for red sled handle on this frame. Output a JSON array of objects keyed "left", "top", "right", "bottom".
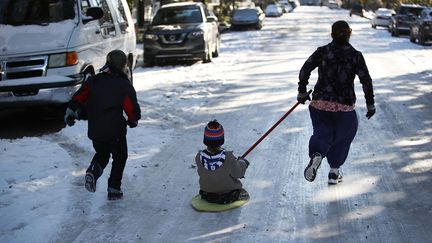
[{"left": 240, "top": 89, "right": 312, "bottom": 159}]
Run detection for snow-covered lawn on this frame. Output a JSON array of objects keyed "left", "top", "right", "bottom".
[{"left": 1, "top": 6, "right": 431, "bottom": 242}]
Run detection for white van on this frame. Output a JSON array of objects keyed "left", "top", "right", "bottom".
[{"left": 0, "top": 0, "right": 137, "bottom": 108}]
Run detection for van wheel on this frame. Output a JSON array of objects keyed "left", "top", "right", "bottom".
[
  {"left": 212, "top": 38, "right": 220, "bottom": 58},
  {"left": 409, "top": 33, "right": 416, "bottom": 43},
  {"left": 82, "top": 68, "right": 95, "bottom": 83},
  {"left": 203, "top": 45, "right": 212, "bottom": 63},
  {"left": 418, "top": 34, "right": 426, "bottom": 45},
  {"left": 128, "top": 55, "right": 134, "bottom": 85}
]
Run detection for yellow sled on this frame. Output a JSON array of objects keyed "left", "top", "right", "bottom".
[{"left": 191, "top": 189, "right": 250, "bottom": 212}]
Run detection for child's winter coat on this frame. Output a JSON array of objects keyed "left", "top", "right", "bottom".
[{"left": 195, "top": 149, "right": 248, "bottom": 194}]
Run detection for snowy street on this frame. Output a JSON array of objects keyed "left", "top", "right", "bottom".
[{"left": 1, "top": 6, "right": 432, "bottom": 242}]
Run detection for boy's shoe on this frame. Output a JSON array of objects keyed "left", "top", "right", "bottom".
[
  {"left": 304, "top": 153, "right": 322, "bottom": 182},
  {"left": 107, "top": 187, "right": 123, "bottom": 200},
  {"left": 328, "top": 170, "right": 343, "bottom": 185},
  {"left": 85, "top": 172, "right": 96, "bottom": 193}
]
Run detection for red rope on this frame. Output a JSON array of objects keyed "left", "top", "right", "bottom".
[{"left": 241, "top": 90, "right": 312, "bottom": 158}]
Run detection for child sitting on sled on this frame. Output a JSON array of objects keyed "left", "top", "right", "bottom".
[{"left": 195, "top": 120, "right": 249, "bottom": 204}]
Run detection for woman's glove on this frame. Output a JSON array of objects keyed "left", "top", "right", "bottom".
[
  {"left": 366, "top": 105, "right": 376, "bottom": 119},
  {"left": 297, "top": 92, "right": 311, "bottom": 104}
]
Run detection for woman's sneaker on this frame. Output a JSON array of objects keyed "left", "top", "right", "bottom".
[
  {"left": 328, "top": 169, "right": 343, "bottom": 185},
  {"left": 107, "top": 187, "right": 123, "bottom": 200},
  {"left": 85, "top": 172, "right": 96, "bottom": 193},
  {"left": 304, "top": 153, "right": 322, "bottom": 182}
]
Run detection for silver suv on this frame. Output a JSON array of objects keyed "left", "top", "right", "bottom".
[{"left": 143, "top": 2, "right": 220, "bottom": 66}]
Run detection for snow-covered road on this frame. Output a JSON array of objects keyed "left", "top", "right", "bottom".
[{"left": 1, "top": 6, "right": 431, "bottom": 243}]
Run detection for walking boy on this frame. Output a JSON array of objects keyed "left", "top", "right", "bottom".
[
  {"left": 195, "top": 120, "right": 249, "bottom": 204},
  {"left": 64, "top": 50, "right": 141, "bottom": 200}
]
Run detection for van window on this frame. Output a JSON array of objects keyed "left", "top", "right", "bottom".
[
  {"left": 112, "top": 0, "right": 129, "bottom": 33},
  {"left": 81, "top": 0, "right": 90, "bottom": 14},
  {"left": 0, "top": 0, "right": 76, "bottom": 26},
  {"left": 97, "top": 0, "right": 117, "bottom": 37},
  {"left": 81, "top": 0, "right": 99, "bottom": 15}
]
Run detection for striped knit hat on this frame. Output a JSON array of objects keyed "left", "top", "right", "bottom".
[{"left": 203, "top": 120, "right": 224, "bottom": 147}]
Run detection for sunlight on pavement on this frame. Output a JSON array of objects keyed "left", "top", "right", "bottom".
[
  {"left": 248, "top": 179, "right": 273, "bottom": 189},
  {"left": 70, "top": 169, "right": 85, "bottom": 177},
  {"left": 389, "top": 95, "right": 421, "bottom": 102},
  {"left": 372, "top": 191, "right": 406, "bottom": 203},
  {"left": 343, "top": 205, "right": 385, "bottom": 221},
  {"left": 293, "top": 221, "right": 348, "bottom": 239},
  {"left": 315, "top": 176, "right": 379, "bottom": 202},
  {"left": 400, "top": 159, "right": 432, "bottom": 173},
  {"left": 187, "top": 224, "right": 245, "bottom": 241},
  {"left": 408, "top": 104, "right": 428, "bottom": 109},
  {"left": 393, "top": 137, "right": 431, "bottom": 147},
  {"left": 15, "top": 176, "right": 58, "bottom": 192},
  {"left": 352, "top": 152, "right": 398, "bottom": 165}
]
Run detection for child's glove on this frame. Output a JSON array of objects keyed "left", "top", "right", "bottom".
[
  {"left": 238, "top": 157, "right": 250, "bottom": 168},
  {"left": 127, "top": 120, "right": 138, "bottom": 128},
  {"left": 64, "top": 108, "right": 78, "bottom": 126}
]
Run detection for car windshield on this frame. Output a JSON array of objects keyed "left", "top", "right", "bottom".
[
  {"left": 267, "top": 5, "right": 277, "bottom": 10},
  {"left": 0, "top": 0, "right": 76, "bottom": 26},
  {"left": 399, "top": 6, "right": 424, "bottom": 16},
  {"left": 376, "top": 10, "right": 392, "bottom": 16},
  {"left": 234, "top": 9, "right": 257, "bottom": 17},
  {"left": 152, "top": 6, "right": 203, "bottom": 25}
]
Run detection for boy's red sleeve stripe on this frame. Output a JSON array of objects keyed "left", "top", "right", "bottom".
[
  {"left": 72, "top": 82, "right": 91, "bottom": 104},
  {"left": 123, "top": 95, "right": 136, "bottom": 121}
]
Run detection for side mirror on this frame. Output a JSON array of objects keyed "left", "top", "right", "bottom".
[
  {"left": 83, "top": 7, "right": 104, "bottom": 24},
  {"left": 207, "top": 16, "right": 218, "bottom": 23}
]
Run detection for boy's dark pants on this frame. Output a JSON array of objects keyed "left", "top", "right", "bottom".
[
  {"left": 308, "top": 106, "right": 358, "bottom": 168},
  {"left": 87, "top": 136, "right": 128, "bottom": 190}
]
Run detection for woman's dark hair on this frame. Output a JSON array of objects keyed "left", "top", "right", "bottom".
[{"left": 331, "top": 20, "right": 352, "bottom": 44}]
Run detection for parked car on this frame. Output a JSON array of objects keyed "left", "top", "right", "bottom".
[
  {"left": 371, "top": 8, "right": 395, "bottom": 28},
  {"left": 350, "top": 3, "right": 365, "bottom": 17},
  {"left": 0, "top": 0, "right": 137, "bottom": 109},
  {"left": 301, "top": 0, "right": 321, "bottom": 6},
  {"left": 231, "top": 7, "right": 265, "bottom": 30},
  {"left": 288, "top": 0, "right": 301, "bottom": 9},
  {"left": 143, "top": 2, "right": 220, "bottom": 66},
  {"left": 265, "top": 4, "right": 283, "bottom": 17},
  {"left": 281, "top": 1, "right": 294, "bottom": 13},
  {"left": 389, "top": 4, "right": 426, "bottom": 36},
  {"left": 409, "top": 8, "right": 432, "bottom": 45},
  {"left": 328, "top": 0, "right": 341, "bottom": 9}
]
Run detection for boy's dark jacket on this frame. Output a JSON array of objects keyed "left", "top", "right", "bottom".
[
  {"left": 68, "top": 67, "right": 141, "bottom": 141},
  {"left": 195, "top": 149, "right": 248, "bottom": 194}
]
